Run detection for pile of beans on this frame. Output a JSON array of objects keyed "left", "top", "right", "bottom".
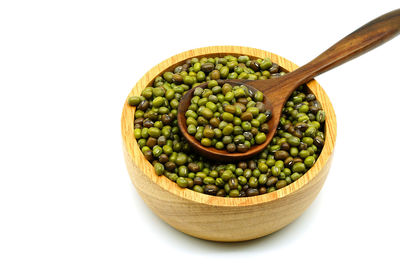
[
  {"left": 128, "top": 55, "right": 326, "bottom": 197},
  {"left": 185, "top": 82, "right": 271, "bottom": 153}
]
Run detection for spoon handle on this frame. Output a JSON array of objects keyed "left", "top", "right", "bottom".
[{"left": 282, "top": 8, "right": 400, "bottom": 88}]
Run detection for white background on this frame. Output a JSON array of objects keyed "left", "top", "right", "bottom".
[{"left": 1, "top": 1, "right": 399, "bottom": 266}]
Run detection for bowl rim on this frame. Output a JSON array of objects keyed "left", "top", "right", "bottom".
[{"left": 121, "top": 45, "right": 337, "bottom": 207}]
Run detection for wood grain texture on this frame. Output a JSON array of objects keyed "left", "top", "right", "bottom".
[
  {"left": 297, "top": 8, "right": 400, "bottom": 79},
  {"left": 121, "top": 46, "right": 337, "bottom": 242}
]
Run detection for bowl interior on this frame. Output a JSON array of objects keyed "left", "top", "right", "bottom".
[{"left": 121, "top": 46, "right": 337, "bottom": 207}]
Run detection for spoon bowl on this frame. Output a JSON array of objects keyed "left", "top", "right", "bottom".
[{"left": 177, "top": 79, "right": 276, "bottom": 162}]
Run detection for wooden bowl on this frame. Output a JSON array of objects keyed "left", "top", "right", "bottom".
[{"left": 121, "top": 46, "right": 337, "bottom": 242}]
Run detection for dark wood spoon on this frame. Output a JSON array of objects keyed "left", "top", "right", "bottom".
[{"left": 178, "top": 9, "right": 400, "bottom": 162}]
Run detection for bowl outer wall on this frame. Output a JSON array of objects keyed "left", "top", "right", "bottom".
[{"left": 121, "top": 46, "right": 337, "bottom": 242}]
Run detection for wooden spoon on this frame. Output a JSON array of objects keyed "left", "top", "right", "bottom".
[{"left": 178, "top": 9, "right": 400, "bottom": 162}]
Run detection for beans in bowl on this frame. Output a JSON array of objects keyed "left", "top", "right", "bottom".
[{"left": 128, "top": 55, "right": 325, "bottom": 197}]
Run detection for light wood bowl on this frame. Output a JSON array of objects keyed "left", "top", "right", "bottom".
[{"left": 121, "top": 46, "right": 337, "bottom": 242}]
